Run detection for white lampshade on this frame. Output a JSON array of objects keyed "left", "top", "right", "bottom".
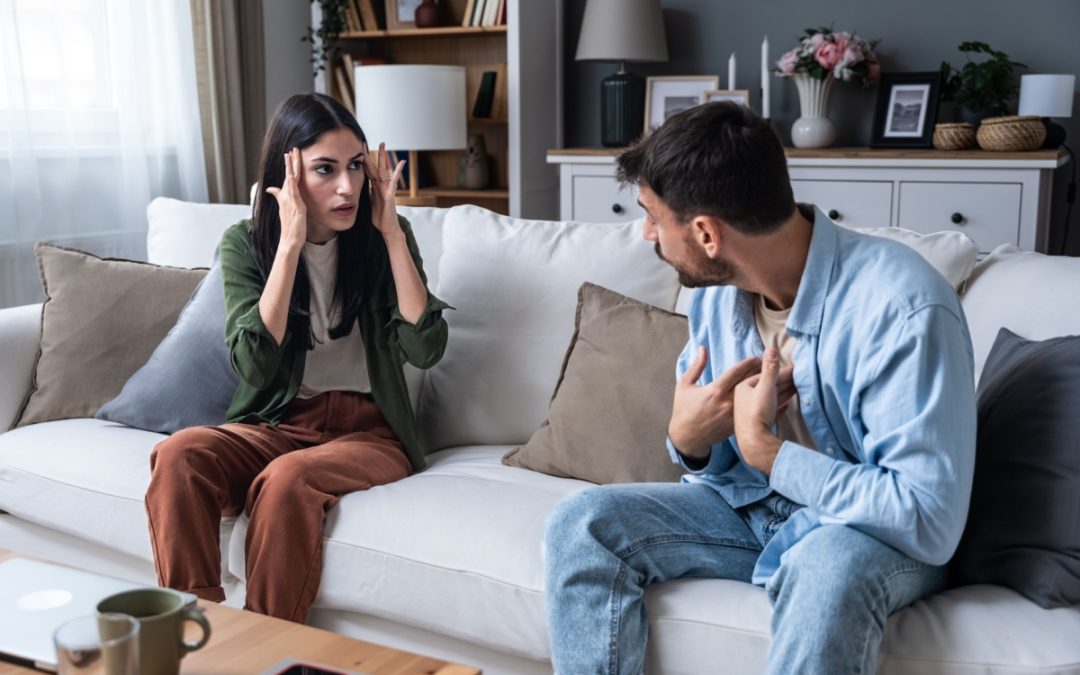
[
  {"left": 575, "top": 0, "right": 668, "bottom": 63},
  {"left": 1018, "top": 74, "right": 1076, "bottom": 118},
  {"left": 354, "top": 65, "right": 467, "bottom": 150}
]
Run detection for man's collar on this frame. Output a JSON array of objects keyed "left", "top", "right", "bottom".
[{"left": 783, "top": 204, "right": 838, "bottom": 337}]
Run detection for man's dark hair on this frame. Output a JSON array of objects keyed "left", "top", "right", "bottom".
[{"left": 617, "top": 102, "right": 795, "bottom": 235}]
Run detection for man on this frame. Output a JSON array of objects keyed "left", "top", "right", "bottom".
[{"left": 544, "top": 102, "right": 976, "bottom": 674}]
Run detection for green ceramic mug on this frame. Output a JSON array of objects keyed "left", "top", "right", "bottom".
[{"left": 97, "top": 588, "right": 210, "bottom": 675}]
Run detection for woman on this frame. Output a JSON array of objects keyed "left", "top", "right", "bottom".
[{"left": 144, "top": 93, "right": 448, "bottom": 623}]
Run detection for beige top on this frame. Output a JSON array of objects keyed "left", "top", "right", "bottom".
[
  {"left": 753, "top": 294, "right": 816, "bottom": 450},
  {"left": 297, "top": 236, "right": 371, "bottom": 398}
]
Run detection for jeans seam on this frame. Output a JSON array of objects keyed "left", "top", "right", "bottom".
[
  {"left": 609, "top": 562, "right": 626, "bottom": 675},
  {"left": 614, "top": 534, "right": 760, "bottom": 560},
  {"left": 856, "top": 562, "right": 926, "bottom": 672}
]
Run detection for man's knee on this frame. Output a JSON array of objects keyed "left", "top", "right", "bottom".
[{"left": 545, "top": 486, "right": 626, "bottom": 559}]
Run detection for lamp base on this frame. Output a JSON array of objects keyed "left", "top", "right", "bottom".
[
  {"left": 600, "top": 70, "right": 645, "bottom": 147},
  {"left": 1041, "top": 118, "right": 1067, "bottom": 148}
]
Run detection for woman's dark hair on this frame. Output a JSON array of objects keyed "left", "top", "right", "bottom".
[
  {"left": 617, "top": 102, "right": 795, "bottom": 235},
  {"left": 251, "top": 92, "right": 388, "bottom": 351}
]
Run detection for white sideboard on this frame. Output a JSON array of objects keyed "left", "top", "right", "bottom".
[{"left": 547, "top": 148, "right": 1069, "bottom": 254}]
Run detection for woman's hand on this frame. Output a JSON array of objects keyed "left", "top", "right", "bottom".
[
  {"left": 362, "top": 142, "right": 407, "bottom": 238},
  {"left": 264, "top": 147, "right": 307, "bottom": 251}
]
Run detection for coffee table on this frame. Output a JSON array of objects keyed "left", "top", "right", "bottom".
[{"left": 0, "top": 550, "right": 480, "bottom": 675}]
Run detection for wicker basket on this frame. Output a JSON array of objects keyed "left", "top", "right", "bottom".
[
  {"left": 933, "top": 123, "right": 976, "bottom": 151},
  {"left": 976, "top": 115, "right": 1046, "bottom": 151}
]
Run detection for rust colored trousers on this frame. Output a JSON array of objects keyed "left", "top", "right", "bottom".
[{"left": 144, "top": 391, "right": 411, "bottom": 623}]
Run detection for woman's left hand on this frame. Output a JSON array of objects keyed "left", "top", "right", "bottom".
[{"left": 362, "top": 142, "right": 407, "bottom": 237}]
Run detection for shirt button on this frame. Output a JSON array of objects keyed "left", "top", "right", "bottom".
[{"left": 825, "top": 447, "right": 835, "bottom": 455}]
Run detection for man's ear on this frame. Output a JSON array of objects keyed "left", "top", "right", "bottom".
[{"left": 691, "top": 215, "right": 724, "bottom": 258}]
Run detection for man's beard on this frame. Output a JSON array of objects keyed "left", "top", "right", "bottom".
[{"left": 654, "top": 242, "right": 736, "bottom": 288}]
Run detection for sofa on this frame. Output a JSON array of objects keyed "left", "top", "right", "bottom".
[{"left": 1, "top": 197, "right": 1079, "bottom": 674}]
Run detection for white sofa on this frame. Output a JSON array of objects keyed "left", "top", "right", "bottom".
[{"left": 2, "top": 198, "right": 1080, "bottom": 675}]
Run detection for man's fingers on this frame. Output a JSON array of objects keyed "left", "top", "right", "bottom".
[
  {"left": 713, "top": 355, "right": 762, "bottom": 391},
  {"left": 755, "top": 347, "right": 780, "bottom": 397},
  {"left": 679, "top": 346, "right": 708, "bottom": 386}
]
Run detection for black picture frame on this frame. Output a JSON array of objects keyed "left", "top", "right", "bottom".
[{"left": 870, "top": 72, "right": 942, "bottom": 149}]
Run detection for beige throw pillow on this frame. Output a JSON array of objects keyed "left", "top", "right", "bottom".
[
  {"left": 503, "top": 283, "right": 688, "bottom": 484},
  {"left": 13, "top": 243, "right": 207, "bottom": 428}
]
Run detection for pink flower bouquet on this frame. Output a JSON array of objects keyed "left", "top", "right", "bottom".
[{"left": 775, "top": 27, "right": 880, "bottom": 88}]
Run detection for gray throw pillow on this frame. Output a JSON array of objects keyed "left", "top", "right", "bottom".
[
  {"left": 13, "top": 244, "right": 207, "bottom": 428},
  {"left": 502, "top": 283, "right": 687, "bottom": 484},
  {"left": 97, "top": 260, "right": 238, "bottom": 434},
  {"left": 951, "top": 328, "right": 1080, "bottom": 608}
]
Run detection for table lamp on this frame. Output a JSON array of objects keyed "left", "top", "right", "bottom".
[
  {"left": 1018, "top": 74, "right": 1076, "bottom": 149},
  {"left": 354, "top": 65, "right": 467, "bottom": 205},
  {"left": 575, "top": 0, "right": 668, "bottom": 147}
]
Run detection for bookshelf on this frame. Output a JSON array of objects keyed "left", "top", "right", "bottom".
[{"left": 314, "top": 0, "right": 561, "bottom": 218}]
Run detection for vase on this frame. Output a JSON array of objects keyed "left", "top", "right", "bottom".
[
  {"left": 459, "top": 134, "right": 490, "bottom": 189},
  {"left": 790, "top": 73, "right": 836, "bottom": 149},
  {"left": 414, "top": 0, "right": 441, "bottom": 28}
]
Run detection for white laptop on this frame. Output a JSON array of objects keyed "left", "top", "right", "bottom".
[{"left": 0, "top": 558, "right": 188, "bottom": 671}]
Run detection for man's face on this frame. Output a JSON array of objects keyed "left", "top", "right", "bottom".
[{"left": 638, "top": 185, "right": 736, "bottom": 288}]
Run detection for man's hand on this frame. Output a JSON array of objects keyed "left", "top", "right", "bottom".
[
  {"left": 734, "top": 347, "right": 788, "bottom": 475},
  {"left": 668, "top": 348, "right": 764, "bottom": 460}
]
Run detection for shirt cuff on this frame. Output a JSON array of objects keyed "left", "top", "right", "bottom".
[
  {"left": 388, "top": 293, "right": 453, "bottom": 332},
  {"left": 768, "top": 441, "right": 835, "bottom": 507}
]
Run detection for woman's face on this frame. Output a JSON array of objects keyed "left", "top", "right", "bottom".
[{"left": 297, "top": 127, "right": 367, "bottom": 243}]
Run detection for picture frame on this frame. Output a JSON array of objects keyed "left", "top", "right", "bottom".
[
  {"left": 870, "top": 72, "right": 942, "bottom": 149},
  {"left": 385, "top": 0, "right": 421, "bottom": 30},
  {"left": 644, "top": 76, "right": 720, "bottom": 134},
  {"left": 702, "top": 89, "right": 750, "bottom": 107}
]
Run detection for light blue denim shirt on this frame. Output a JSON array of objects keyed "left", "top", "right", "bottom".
[{"left": 667, "top": 207, "right": 977, "bottom": 585}]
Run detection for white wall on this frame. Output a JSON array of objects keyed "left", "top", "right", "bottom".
[{"left": 262, "top": 0, "right": 314, "bottom": 123}]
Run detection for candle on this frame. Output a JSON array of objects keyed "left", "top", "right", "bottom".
[
  {"left": 761, "top": 36, "right": 770, "bottom": 119},
  {"left": 728, "top": 53, "right": 736, "bottom": 90}
]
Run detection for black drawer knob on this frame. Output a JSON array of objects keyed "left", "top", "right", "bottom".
[
  {"left": 951, "top": 212, "right": 964, "bottom": 224},
  {"left": 612, "top": 204, "right": 624, "bottom": 214},
  {"left": 827, "top": 209, "right": 841, "bottom": 221}
]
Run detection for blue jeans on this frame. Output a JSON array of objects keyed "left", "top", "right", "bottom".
[{"left": 544, "top": 483, "right": 947, "bottom": 675}]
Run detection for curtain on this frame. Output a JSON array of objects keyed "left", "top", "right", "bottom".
[
  {"left": 190, "top": 0, "right": 265, "bottom": 205},
  {"left": 0, "top": 0, "right": 207, "bottom": 309}
]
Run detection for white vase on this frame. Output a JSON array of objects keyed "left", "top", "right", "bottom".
[{"left": 790, "top": 73, "right": 836, "bottom": 149}]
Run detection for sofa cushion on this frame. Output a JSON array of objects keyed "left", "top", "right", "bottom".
[
  {"left": 951, "top": 328, "right": 1080, "bottom": 608},
  {"left": 853, "top": 226, "right": 978, "bottom": 291},
  {"left": 13, "top": 244, "right": 207, "bottom": 428},
  {"left": 961, "top": 245, "right": 1080, "bottom": 382},
  {"left": 96, "top": 260, "right": 238, "bottom": 434},
  {"left": 503, "top": 283, "right": 686, "bottom": 484},
  {"left": 418, "top": 205, "right": 680, "bottom": 450},
  {"left": 146, "top": 198, "right": 251, "bottom": 268}
]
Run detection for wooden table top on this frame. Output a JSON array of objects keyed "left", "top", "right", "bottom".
[{"left": 0, "top": 550, "right": 480, "bottom": 675}]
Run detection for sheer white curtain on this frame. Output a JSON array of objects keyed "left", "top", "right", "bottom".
[{"left": 0, "top": 0, "right": 208, "bottom": 308}]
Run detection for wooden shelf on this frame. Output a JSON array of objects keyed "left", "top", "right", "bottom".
[
  {"left": 397, "top": 187, "right": 509, "bottom": 199},
  {"left": 547, "top": 146, "right": 1068, "bottom": 162},
  {"left": 341, "top": 26, "right": 507, "bottom": 40}
]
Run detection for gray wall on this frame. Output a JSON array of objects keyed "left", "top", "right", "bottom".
[
  {"left": 263, "top": 0, "right": 314, "bottom": 123},
  {"left": 564, "top": 0, "right": 1080, "bottom": 254}
]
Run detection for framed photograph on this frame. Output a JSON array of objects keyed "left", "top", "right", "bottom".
[
  {"left": 644, "top": 76, "right": 720, "bottom": 134},
  {"left": 702, "top": 89, "right": 750, "bottom": 107},
  {"left": 870, "top": 72, "right": 942, "bottom": 148},
  {"left": 385, "top": 0, "right": 421, "bottom": 30}
]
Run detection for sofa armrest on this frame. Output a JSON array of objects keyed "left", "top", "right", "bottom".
[{"left": 0, "top": 304, "right": 42, "bottom": 430}]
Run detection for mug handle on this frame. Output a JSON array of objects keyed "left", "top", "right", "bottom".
[{"left": 180, "top": 607, "right": 212, "bottom": 653}]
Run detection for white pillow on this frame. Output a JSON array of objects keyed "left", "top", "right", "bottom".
[
  {"left": 146, "top": 198, "right": 250, "bottom": 268},
  {"left": 961, "top": 244, "right": 1080, "bottom": 383},
  {"left": 418, "top": 204, "right": 681, "bottom": 451},
  {"left": 855, "top": 226, "right": 978, "bottom": 291}
]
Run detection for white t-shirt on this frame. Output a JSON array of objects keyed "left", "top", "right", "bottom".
[{"left": 296, "top": 236, "right": 371, "bottom": 398}]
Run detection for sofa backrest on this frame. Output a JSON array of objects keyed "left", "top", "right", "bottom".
[{"left": 961, "top": 244, "right": 1080, "bottom": 383}]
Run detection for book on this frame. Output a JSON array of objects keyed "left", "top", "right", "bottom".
[
  {"left": 344, "top": 1, "right": 360, "bottom": 32},
  {"left": 358, "top": 0, "right": 379, "bottom": 32},
  {"left": 471, "top": 70, "right": 497, "bottom": 119},
  {"left": 351, "top": 0, "right": 366, "bottom": 31},
  {"left": 334, "top": 65, "right": 355, "bottom": 114},
  {"left": 497, "top": 0, "right": 506, "bottom": 25},
  {"left": 461, "top": 0, "right": 476, "bottom": 27},
  {"left": 469, "top": 0, "right": 487, "bottom": 27},
  {"left": 342, "top": 54, "right": 356, "bottom": 93},
  {"left": 482, "top": 0, "right": 499, "bottom": 26}
]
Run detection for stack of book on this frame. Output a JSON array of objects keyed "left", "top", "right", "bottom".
[
  {"left": 461, "top": 0, "right": 507, "bottom": 27},
  {"left": 344, "top": 0, "right": 382, "bottom": 32},
  {"left": 471, "top": 64, "right": 508, "bottom": 122}
]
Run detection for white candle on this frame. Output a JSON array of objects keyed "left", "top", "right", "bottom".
[
  {"left": 761, "top": 36, "right": 770, "bottom": 119},
  {"left": 728, "top": 53, "right": 736, "bottom": 90}
]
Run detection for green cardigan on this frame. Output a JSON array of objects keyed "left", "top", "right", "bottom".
[{"left": 218, "top": 216, "right": 449, "bottom": 472}]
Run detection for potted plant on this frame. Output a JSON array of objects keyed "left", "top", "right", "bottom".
[
  {"left": 303, "top": 0, "right": 351, "bottom": 77},
  {"left": 939, "top": 41, "right": 1026, "bottom": 126}
]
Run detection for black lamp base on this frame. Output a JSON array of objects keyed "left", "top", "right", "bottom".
[
  {"left": 600, "top": 70, "right": 645, "bottom": 147},
  {"left": 1041, "top": 118, "right": 1067, "bottom": 149}
]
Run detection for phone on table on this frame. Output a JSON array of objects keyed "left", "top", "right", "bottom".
[{"left": 260, "top": 658, "right": 364, "bottom": 675}]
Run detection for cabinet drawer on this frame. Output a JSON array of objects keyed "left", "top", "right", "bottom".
[
  {"left": 571, "top": 176, "right": 645, "bottom": 223},
  {"left": 898, "top": 182, "right": 1021, "bottom": 252},
  {"left": 790, "top": 180, "right": 893, "bottom": 228}
]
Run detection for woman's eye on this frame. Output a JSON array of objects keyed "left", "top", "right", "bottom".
[
  {"left": 347, "top": 159, "right": 363, "bottom": 171},
  {"left": 314, "top": 165, "right": 333, "bottom": 175}
]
